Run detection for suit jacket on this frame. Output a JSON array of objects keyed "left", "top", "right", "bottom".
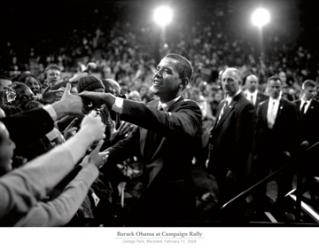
[
  {"left": 295, "top": 99, "right": 319, "bottom": 145},
  {"left": 256, "top": 98, "right": 299, "bottom": 157},
  {"left": 208, "top": 92, "right": 256, "bottom": 179},
  {"left": 106, "top": 97, "right": 202, "bottom": 225},
  {"left": 244, "top": 90, "right": 268, "bottom": 108},
  {"left": 256, "top": 92, "right": 268, "bottom": 107}
]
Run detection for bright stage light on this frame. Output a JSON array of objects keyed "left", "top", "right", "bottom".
[
  {"left": 251, "top": 7, "right": 271, "bottom": 28},
  {"left": 153, "top": 5, "right": 173, "bottom": 28}
]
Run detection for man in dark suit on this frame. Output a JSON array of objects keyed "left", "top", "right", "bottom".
[
  {"left": 255, "top": 75, "right": 299, "bottom": 201},
  {"left": 207, "top": 67, "right": 256, "bottom": 202},
  {"left": 80, "top": 54, "right": 202, "bottom": 226},
  {"left": 294, "top": 80, "right": 319, "bottom": 199},
  {"left": 295, "top": 80, "right": 319, "bottom": 146},
  {"left": 243, "top": 74, "right": 267, "bottom": 108}
]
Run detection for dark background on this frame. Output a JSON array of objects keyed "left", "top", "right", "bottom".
[{"left": 0, "top": 0, "right": 317, "bottom": 70}]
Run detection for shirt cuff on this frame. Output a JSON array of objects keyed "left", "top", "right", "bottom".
[
  {"left": 43, "top": 105, "right": 58, "bottom": 121},
  {"left": 111, "top": 97, "right": 124, "bottom": 114}
]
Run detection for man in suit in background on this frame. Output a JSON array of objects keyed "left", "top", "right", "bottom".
[
  {"left": 243, "top": 74, "right": 267, "bottom": 108},
  {"left": 295, "top": 80, "right": 319, "bottom": 146},
  {"left": 208, "top": 67, "right": 256, "bottom": 202},
  {"left": 295, "top": 80, "right": 319, "bottom": 200},
  {"left": 80, "top": 54, "right": 202, "bottom": 226},
  {"left": 255, "top": 75, "right": 300, "bottom": 202}
]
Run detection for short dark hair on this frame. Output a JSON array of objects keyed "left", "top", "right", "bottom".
[
  {"left": 165, "top": 54, "right": 193, "bottom": 83},
  {"left": 45, "top": 64, "right": 61, "bottom": 73},
  {"left": 13, "top": 82, "right": 30, "bottom": 93},
  {"left": 302, "top": 79, "right": 317, "bottom": 89},
  {"left": 267, "top": 75, "right": 282, "bottom": 84}
]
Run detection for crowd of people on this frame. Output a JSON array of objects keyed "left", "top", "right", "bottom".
[{"left": 1, "top": 2, "right": 319, "bottom": 226}]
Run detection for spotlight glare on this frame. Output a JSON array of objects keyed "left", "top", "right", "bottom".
[
  {"left": 153, "top": 5, "right": 173, "bottom": 28},
  {"left": 251, "top": 7, "right": 271, "bottom": 28}
]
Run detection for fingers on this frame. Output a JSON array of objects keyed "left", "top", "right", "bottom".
[
  {"left": 88, "top": 110, "right": 99, "bottom": 118},
  {"left": 91, "top": 140, "right": 104, "bottom": 155},
  {"left": 62, "top": 83, "right": 72, "bottom": 99},
  {"left": 99, "top": 151, "right": 109, "bottom": 161},
  {"left": 79, "top": 91, "right": 91, "bottom": 98}
]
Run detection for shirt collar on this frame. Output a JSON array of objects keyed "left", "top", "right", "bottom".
[
  {"left": 301, "top": 97, "right": 311, "bottom": 103},
  {"left": 245, "top": 89, "right": 257, "bottom": 96},
  {"left": 269, "top": 96, "right": 280, "bottom": 103},
  {"left": 159, "top": 96, "right": 181, "bottom": 110},
  {"left": 226, "top": 90, "right": 241, "bottom": 105}
]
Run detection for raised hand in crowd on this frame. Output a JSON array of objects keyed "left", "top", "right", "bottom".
[
  {"left": 63, "top": 117, "right": 80, "bottom": 140},
  {"left": 81, "top": 140, "right": 109, "bottom": 169},
  {"left": 52, "top": 83, "right": 84, "bottom": 118},
  {"left": 79, "top": 110, "right": 106, "bottom": 142},
  {"left": 110, "top": 121, "right": 136, "bottom": 144}
]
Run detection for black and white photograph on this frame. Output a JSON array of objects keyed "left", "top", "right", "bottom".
[{"left": 0, "top": 0, "right": 318, "bottom": 248}]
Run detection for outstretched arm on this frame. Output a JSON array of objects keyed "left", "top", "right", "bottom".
[{"left": 0, "top": 111, "right": 105, "bottom": 224}]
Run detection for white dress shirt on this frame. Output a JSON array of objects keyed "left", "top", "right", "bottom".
[
  {"left": 299, "top": 99, "right": 312, "bottom": 114},
  {"left": 244, "top": 90, "right": 257, "bottom": 106},
  {"left": 267, "top": 97, "right": 280, "bottom": 129}
]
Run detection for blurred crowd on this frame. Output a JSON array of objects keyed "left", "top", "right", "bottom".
[{"left": 2, "top": 6, "right": 319, "bottom": 120}]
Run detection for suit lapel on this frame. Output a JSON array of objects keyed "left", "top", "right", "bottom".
[
  {"left": 296, "top": 100, "right": 301, "bottom": 110},
  {"left": 140, "top": 100, "right": 160, "bottom": 157},
  {"left": 142, "top": 97, "right": 184, "bottom": 187},
  {"left": 216, "top": 103, "right": 234, "bottom": 127},
  {"left": 256, "top": 93, "right": 261, "bottom": 106},
  {"left": 261, "top": 99, "right": 269, "bottom": 123},
  {"left": 306, "top": 101, "right": 314, "bottom": 116},
  {"left": 274, "top": 99, "right": 284, "bottom": 126},
  {"left": 148, "top": 97, "right": 184, "bottom": 161},
  {"left": 214, "top": 95, "right": 241, "bottom": 129},
  {"left": 141, "top": 97, "right": 183, "bottom": 162}
]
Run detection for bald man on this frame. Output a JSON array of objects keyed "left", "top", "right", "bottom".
[
  {"left": 208, "top": 68, "right": 256, "bottom": 202},
  {"left": 243, "top": 74, "right": 267, "bottom": 107}
]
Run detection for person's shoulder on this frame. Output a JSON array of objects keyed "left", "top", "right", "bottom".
[
  {"left": 281, "top": 98, "right": 295, "bottom": 106},
  {"left": 257, "top": 98, "right": 268, "bottom": 109},
  {"left": 308, "top": 99, "right": 319, "bottom": 112},
  {"left": 237, "top": 93, "right": 251, "bottom": 106},
  {"left": 258, "top": 91, "right": 268, "bottom": 99},
  {"left": 180, "top": 98, "right": 202, "bottom": 109},
  {"left": 294, "top": 99, "right": 301, "bottom": 105},
  {"left": 280, "top": 98, "right": 299, "bottom": 111},
  {"left": 145, "top": 99, "right": 159, "bottom": 108},
  {"left": 311, "top": 99, "right": 319, "bottom": 106},
  {"left": 257, "top": 91, "right": 265, "bottom": 96}
]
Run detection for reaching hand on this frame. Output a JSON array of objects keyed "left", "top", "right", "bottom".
[
  {"left": 60, "top": 83, "right": 83, "bottom": 114},
  {"left": 80, "top": 110, "right": 106, "bottom": 142},
  {"left": 81, "top": 140, "right": 109, "bottom": 168},
  {"left": 51, "top": 83, "right": 84, "bottom": 118}
]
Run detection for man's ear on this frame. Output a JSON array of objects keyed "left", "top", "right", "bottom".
[{"left": 180, "top": 78, "right": 189, "bottom": 90}]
